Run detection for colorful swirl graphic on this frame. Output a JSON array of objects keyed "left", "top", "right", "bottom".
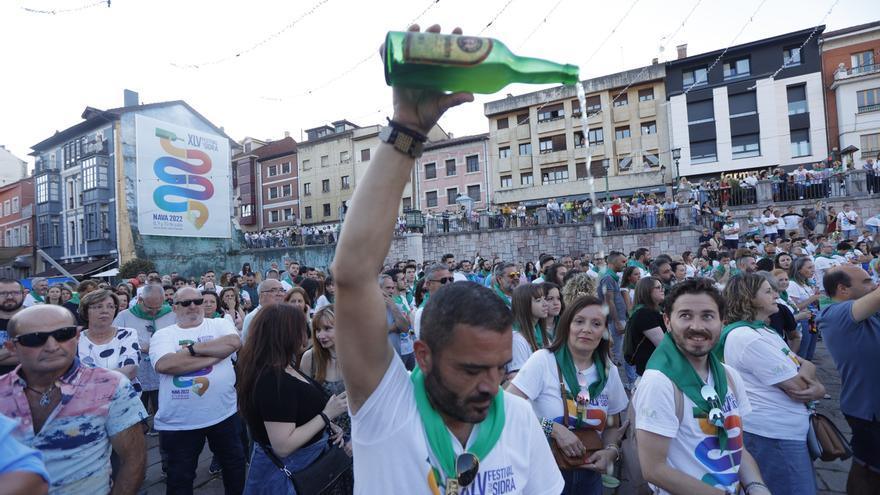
[
  {"left": 695, "top": 414, "right": 744, "bottom": 488},
  {"left": 152, "top": 128, "right": 214, "bottom": 229}
]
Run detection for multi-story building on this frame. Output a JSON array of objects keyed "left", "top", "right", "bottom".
[
  {"left": 0, "top": 146, "right": 28, "bottom": 187},
  {"left": 821, "top": 21, "right": 880, "bottom": 163},
  {"left": 414, "top": 134, "right": 490, "bottom": 213},
  {"left": 666, "top": 27, "right": 828, "bottom": 178},
  {"left": 232, "top": 136, "right": 298, "bottom": 231},
  {"left": 0, "top": 178, "right": 35, "bottom": 279},
  {"left": 298, "top": 120, "right": 365, "bottom": 225},
  {"left": 484, "top": 63, "right": 671, "bottom": 207}
]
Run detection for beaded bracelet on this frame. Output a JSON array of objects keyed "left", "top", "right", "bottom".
[{"left": 540, "top": 417, "right": 554, "bottom": 438}]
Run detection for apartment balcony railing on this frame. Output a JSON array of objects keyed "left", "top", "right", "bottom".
[{"left": 834, "top": 63, "right": 880, "bottom": 80}]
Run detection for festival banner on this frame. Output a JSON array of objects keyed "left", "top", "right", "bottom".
[{"left": 135, "top": 115, "right": 231, "bottom": 238}]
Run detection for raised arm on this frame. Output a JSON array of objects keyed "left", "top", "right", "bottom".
[
  {"left": 332, "top": 24, "right": 474, "bottom": 414},
  {"left": 851, "top": 285, "right": 880, "bottom": 323}
]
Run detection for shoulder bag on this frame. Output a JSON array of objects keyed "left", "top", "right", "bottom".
[
  {"left": 550, "top": 362, "right": 604, "bottom": 469},
  {"left": 807, "top": 412, "right": 852, "bottom": 462},
  {"left": 259, "top": 433, "right": 352, "bottom": 495}
]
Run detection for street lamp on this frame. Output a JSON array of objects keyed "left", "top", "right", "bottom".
[
  {"left": 671, "top": 147, "right": 681, "bottom": 184},
  {"left": 602, "top": 158, "right": 611, "bottom": 201}
]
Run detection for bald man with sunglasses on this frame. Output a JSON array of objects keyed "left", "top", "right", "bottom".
[{"left": 0, "top": 304, "right": 147, "bottom": 495}]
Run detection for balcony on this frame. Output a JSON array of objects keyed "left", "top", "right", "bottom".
[
  {"left": 536, "top": 117, "right": 566, "bottom": 134},
  {"left": 536, "top": 150, "right": 568, "bottom": 166},
  {"left": 638, "top": 100, "right": 657, "bottom": 119},
  {"left": 858, "top": 103, "right": 880, "bottom": 114},
  {"left": 612, "top": 105, "right": 630, "bottom": 124},
  {"left": 834, "top": 63, "right": 880, "bottom": 81},
  {"left": 496, "top": 128, "right": 511, "bottom": 144}
]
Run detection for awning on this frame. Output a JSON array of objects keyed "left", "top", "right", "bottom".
[
  {"left": 92, "top": 268, "right": 119, "bottom": 278},
  {"left": 0, "top": 247, "right": 31, "bottom": 267},
  {"left": 34, "top": 258, "right": 117, "bottom": 278}
]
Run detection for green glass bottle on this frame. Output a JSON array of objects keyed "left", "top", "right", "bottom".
[{"left": 384, "top": 31, "right": 580, "bottom": 94}]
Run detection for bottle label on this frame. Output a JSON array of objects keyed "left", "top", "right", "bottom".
[{"left": 404, "top": 33, "right": 493, "bottom": 66}]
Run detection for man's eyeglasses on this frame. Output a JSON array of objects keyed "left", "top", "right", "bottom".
[
  {"left": 260, "top": 288, "right": 286, "bottom": 294},
  {"left": 175, "top": 298, "right": 204, "bottom": 307},
  {"left": 430, "top": 277, "right": 454, "bottom": 285},
  {"left": 13, "top": 326, "right": 78, "bottom": 348},
  {"left": 0, "top": 291, "right": 22, "bottom": 298}
]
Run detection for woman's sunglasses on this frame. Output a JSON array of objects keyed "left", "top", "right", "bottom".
[{"left": 12, "top": 326, "right": 78, "bottom": 348}]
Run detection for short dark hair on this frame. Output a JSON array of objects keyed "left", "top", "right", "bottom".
[
  {"left": 78, "top": 289, "right": 121, "bottom": 326},
  {"left": 634, "top": 248, "right": 650, "bottom": 260},
  {"left": 664, "top": 278, "right": 725, "bottom": 316},
  {"left": 420, "top": 282, "right": 513, "bottom": 356},
  {"left": 824, "top": 268, "right": 852, "bottom": 298},
  {"left": 172, "top": 276, "right": 188, "bottom": 285},
  {"left": 756, "top": 258, "right": 774, "bottom": 272},
  {"left": 649, "top": 260, "right": 670, "bottom": 275},
  {"left": 441, "top": 253, "right": 455, "bottom": 262}
]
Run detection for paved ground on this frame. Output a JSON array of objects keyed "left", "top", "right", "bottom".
[{"left": 141, "top": 341, "right": 851, "bottom": 494}]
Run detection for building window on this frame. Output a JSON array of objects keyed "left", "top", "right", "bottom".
[
  {"left": 857, "top": 88, "right": 880, "bottom": 113},
  {"left": 786, "top": 85, "right": 808, "bottom": 115},
  {"left": 732, "top": 133, "right": 761, "bottom": 158},
  {"left": 446, "top": 159, "right": 456, "bottom": 176},
  {"left": 82, "top": 158, "right": 101, "bottom": 190},
  {"left": 640, "top": 121, "right": 657, "bottom": 135},
  {"left": 497, "top": 117, "right": 509, "bottom": 129},
  {"left": 638, "top": 88, "right": 654, "bottom": 101},
  {"left": 539, "top": 135, "right": 566, "bottom": 153},
  {"left": 852, "top": 50, "right": 875, "bottom": 72},
  {"left": 790, "top": 130, "right": 811, "bottom": 157},
  {"left": 541, "top": 166, "right": 569, "bottom": 185},
  {"left": 575, "top": 162, "right": 587, "bottom": 180},
  {"left": 426, "top": 191, "right": 438, "bottom": 207},
  {"left": 783, "top": 46, "right": 802, "bottom": 67},
  {"left": 305, "top": 206, "right": 312, "bottom": 219},
  {"left": 466, "top": 155, "right": 479, "bottom": 172},
  {"left": 570, "top": 99, "right": 582, "bottom": 117},
  {"left": 467, "top": 185, "right": 480, "bottom": 202},
  {"left": 537, "top": 103, "right": 564, "bottom": 122},
  {"left": 302, "top": 159, "right": 311, "bottom": 169},
  {"left": 3, "top": 201, "right": 8, "bottom": 217},
  {"left": 446, "top": 188, "right": 458, "bottom": 205},
  {"left": 617, "top": 156, "right": 633, "bottom": 172},
  {"left": 500, "top": 175, "right": 512, "bottom": 188},
  {"left": 691, "top": 140, "right": 718, "bottom": 164},
  {"left": 282, "top": 184, "right": 292, "bottom": 197},
  {"left": 240, "top": 204, "right": 254, "bottom": 219},
  {"left": 517, "top": 113, "right": 529, "bottom": 125},
  {"left": 687, "top": 100, "right": 715, "bottom": 124},
  {"left": 521, "top": 173, "right": 533, "bottom": 186},
  {"left": 340, "top": 151, "right": 350, "bottom": 164},
  {"left": 588, "top": 128, "right": 604, "bottom": 146},
  {"left": 321, "top": 204, "right": 331, "bottom": 217},
  {"left": 304, "top": 182, "right": 311, "bottom": 195},
  {"left": 499, "top": 146, "right": 511, "bottom": 158},
  {"left": 268, "top": 164, "right": 278, "bottom": 177},
  {"left": 519, "top": 143, "right": 532, "bottom": 155},
  {"left": 322, "top": 179, "right": 330, "bottom": 193},
  {"left": 860, "top": 133, "right": 880, "bottom": 156},
  {"left": 642, "top": 153, "right": 660, "bottom": 168},
  {"left": 268, "top": 186, "right": 279, "bottom": 199},
  {"left": 729, "top": 92, "right": 758, "bottom": 118},
  {"left": 360, "top": 148, "right": 371, "bottom": 162},
  {"left": 281, "top": 162, "right": 291, "bottom": 174},
  {"left": 402, "top": 197, "right": 412, "bottom": 210},
  {"left": 573, "top": 131, "right": 585, "bottom": 148},
  {"left": 11, "top": 198, "right": 19, "bottom": 214},
  {"left": 585, "top": 95, "right": 601, "bottom": 113},
  {"left": 284, "top": 208, "right": 294, "bottom": 221},
  {"left": 321, "top": 155, "right": 329, "bottom": 167},
  {"left": 613, "top": 93, "right": 628, "bottom": 107},
  {"left": 341, "top": 175, "right": 350, "bottom": 189},
  {"left": 723, "top": 57, "right": 750, "bottom": 80},
  {"left": 614, "top": 126, "right": 631, "bottom": 140},
  {"left": 270, "top": 210, "right": 280, "bottom": 223},
  {"left": 424, "top": 162, "right": 437, "bottom": 179},
  {"left": 683, "top": 66, "right": 708, "bottom": 87}
]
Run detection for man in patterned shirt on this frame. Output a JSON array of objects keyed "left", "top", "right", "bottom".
[{"left": 0, "top": 304, "right": 147, "bottom": 494}]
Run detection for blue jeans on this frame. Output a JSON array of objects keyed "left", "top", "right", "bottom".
[
  {"left": 799, "top": 320, "right": 817, "bottom": 361},
  {"left": 561, "top": 468, "right": 603, "bottom": 494},
  {"left": 160, "top": 413, "right": 247, "bottom": 495},
  {"left": 611, "top": 323, "right": 637, "bottom": 386},
  {"left": 244, "top": 434, "right": 329, "bottom": 495},
  {"left": 743, "top": 432, "right": 816, "bottom": 495},
  {"left": 647, "top": 213, "right": 657, "bottom": 229}
]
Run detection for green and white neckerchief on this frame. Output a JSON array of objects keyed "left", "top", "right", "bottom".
[
  {"left": 207, "top": 311, "right": 223, "bottom": 319},
  {"left": 714, "top": 320, "right": 769, "bottom": 361},
  {"left": 393, "top": 293, "right": 412, "bottom": 312},
  {"left": 554, "top": 345, "right": 607, "bottom": 427},
  {"left": 491, "top": 282, "right": 511, "bottom": 307},
  {"left": 411, "top": 367, "right": 504, "bottom": 489},
  {"left": 129, "top": 302, "right": 173, "bottom": 325},
  {"left": 646, "top": 333, "right": 730, "bottom": 450},
  {"left": 513, "top": 321, "right": 545, "bottom": 349},
  {"left": 779, "top": 291, "right": 790, "bottom": 303},
  {"left": 627, "top": 259, "right": 647, "bottom": 271},
  {"left": 418, "top": 293, "right": 430, "bottom": 309},
  {"left": 603, "top": 269, "right": 620, "bottom": 283},
  {"left": 29, "top": 290, "right": 44, "bottom": 303}
]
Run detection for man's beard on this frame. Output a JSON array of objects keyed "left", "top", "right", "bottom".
[
  {"left": 424, "top": 368, "right": 495, "bottom": 424},
  {"left": 0, "top": 299, "right": 23, "bottom": 312}
]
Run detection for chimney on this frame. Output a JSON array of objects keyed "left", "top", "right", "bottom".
[
  {"left": 123, "top": 89, "right": 139, "bottom": 107},
  {"left": 284, "top": 131, "right": 290, "bottom": 138},
  {"left": 676, "top": 44, "right": 688, "bottom": 60},
  {"left": 652, "top": 57, "right": 658, "bottom": 65}
]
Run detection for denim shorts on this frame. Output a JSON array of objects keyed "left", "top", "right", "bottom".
[{"left": 743, "top": 431, "right": 816, "bottom": 495}]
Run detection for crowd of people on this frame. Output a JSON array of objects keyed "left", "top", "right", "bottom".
[
  {"left": 2, "top": 25, "right": 880, "bottom": 495},
  {"left": 242, "top": 224, "right": 339, "bottom": 249}
]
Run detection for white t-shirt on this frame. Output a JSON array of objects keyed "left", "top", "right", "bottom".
[
  {"left": 509, "top": 331, "right": 534, "bottom": 374},
  {"left": 838, "top": 210, "right": 858, "bottom": 231},
  {"left": 786, "top": 280, "right": 814, "bottom": 307},
  {"left": 721, "top": 325, "right": 809, "bottom": 441},
  {"left": 634, "top": 365, "right": 751, "bottom": 494},
  {"left": 722, "top": 222, "right": 740, "bottom": 240},
  {"left": 511, "top": 350, "right": 628, "bottom": 429},
  {"left": 149, "top": 317, "right": 239, "bottom": 430},
  {"left": 761, "top": 214, "right": 778, "bottom": 235},
  {"left": 351, "top": 355, "right": 564, "bottom": 495}
]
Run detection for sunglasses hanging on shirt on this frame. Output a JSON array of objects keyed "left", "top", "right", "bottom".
[{"left": 700, "top": 384, "right": 725, "bottom": 428}]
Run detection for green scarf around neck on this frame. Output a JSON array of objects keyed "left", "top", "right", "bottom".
[
  {"left": 628, "top": 304, "right": 645, "bottom": 318},
  {"left": 29, "top": 290, "right": 44, "bottom": 303},
  {"left": 410, "top": 367, "right": 505, "bottom": 484},
  {"left": 603, "top": 269, "right": 620, "bottom": 283},
  {"left": 514, "top": 321, "right": 545, "bottom": 349},
  {"left": 554, "top": 345, "right": 607, "bottom": 427},
  {"left": 129, "top": 302, "right": 173, "bottom": 322},
  {"left": 628, "top": 259, "right": 647, "bottom": 271},
  {"left": 714, "top": 320, "right": 768, "bottom": 361},
  {"left": 491, "top": 282, "right": 511, "bottom": 307},
  {"left": 779, "top": 291, "right": 790, "bottom": 303},
  {"left": 646, "top": 333, "right": 730, "bottom": 450}
]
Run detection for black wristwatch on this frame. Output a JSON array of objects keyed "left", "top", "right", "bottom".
[
  {"left": 319, "top": 412, "right": 331, "bottom": 428},
  {"left": 379, "top": 120, "right": 427, "bottom": 158},
  {"left": 186, "top": 343, "right": 197, "bottom": 357}
]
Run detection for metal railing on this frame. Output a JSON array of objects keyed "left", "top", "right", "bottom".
[{"left": 835, "top": 63, "right": 880, "bottom": 80}]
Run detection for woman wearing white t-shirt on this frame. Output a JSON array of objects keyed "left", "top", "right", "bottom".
[
  {"left": 508, "top": 296, "right": 628, "bottom": 495},
  {"left": 787, "top": 258, "right": 821, "bottom": 360},
  {"left": 718, "top": 274, "right": 825, "bottom": 495},
  {"left": 508, "top": 284, "right": 549, "bottom": 378}
]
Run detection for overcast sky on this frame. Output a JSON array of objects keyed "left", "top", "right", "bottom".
[{"left": 1, "top": 0, "right": 873, "bottom": 165}]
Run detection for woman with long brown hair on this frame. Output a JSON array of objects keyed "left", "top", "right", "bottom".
[
  {"left": 236, "top": 304, "right": 348, "bottom": 494},
  {"left": 508, "top": 296, "right": 628, "bottom": 494},
  {"left": 508, "top": 283, "right": 549, "bottom": 378}
]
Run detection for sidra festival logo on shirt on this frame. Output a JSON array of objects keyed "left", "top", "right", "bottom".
[
  {"left": 170, "top": 339, "right": 211, "bottom": 399},
  {"left": 427, "top": 465, "right": 518, "bottom": 495},
  {"left": 135, "top": 115, "right": 231, "bottom": 238}
]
